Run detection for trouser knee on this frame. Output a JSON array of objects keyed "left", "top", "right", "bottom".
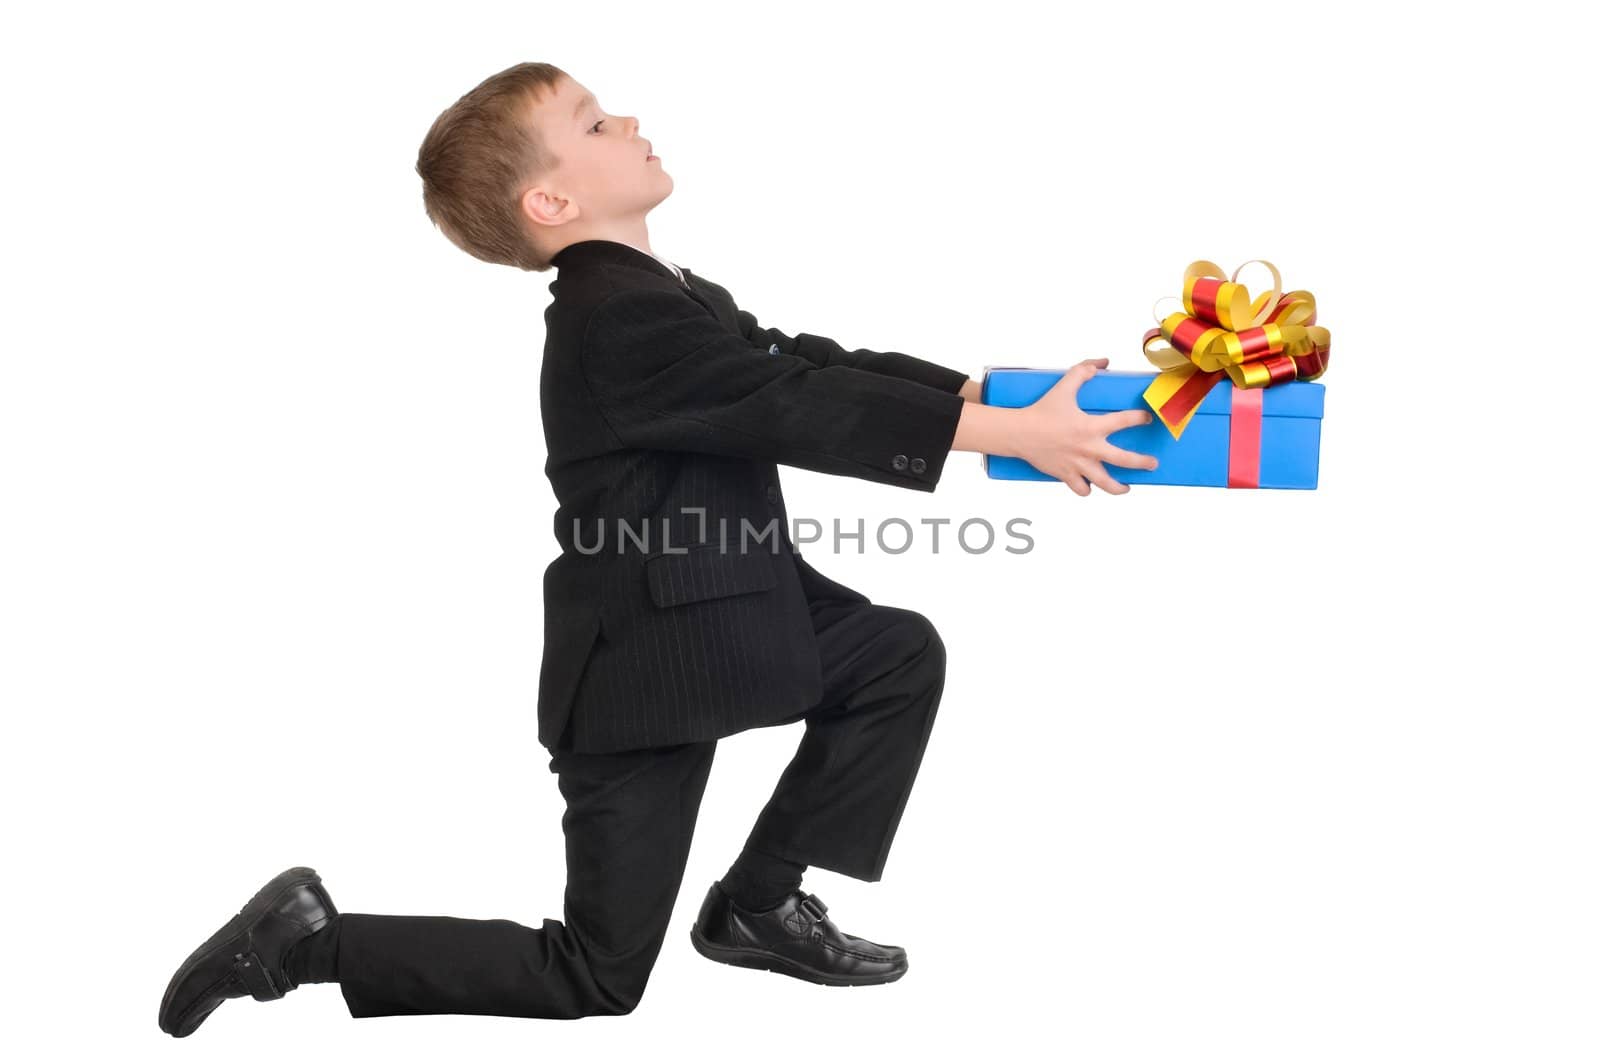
[{"left": 583, "top": 949, "right": 661, "bottom": 1016}]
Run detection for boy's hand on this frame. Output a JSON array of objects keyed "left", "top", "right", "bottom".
[{"left": 1015, "top": 358, "right": 1159, "bottom": 496}]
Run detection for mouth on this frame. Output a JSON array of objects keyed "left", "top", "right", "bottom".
[{"left": 645, "top": 144, "right": 658, "bottom": 162}]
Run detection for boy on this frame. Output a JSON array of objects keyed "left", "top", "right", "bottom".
[{"left": 158, "top": 62, "right": 1156, "bottom": 1036}]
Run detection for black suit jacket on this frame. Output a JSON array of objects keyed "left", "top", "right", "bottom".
[{"left": 537, "top": 238, "right": 968, "bottom": 754}]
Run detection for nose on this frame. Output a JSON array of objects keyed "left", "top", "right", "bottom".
[{"left": 625, "top": 116, "right": 641, "bottom": 137}]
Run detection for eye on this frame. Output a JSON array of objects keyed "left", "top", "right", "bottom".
[{"left": 589, "top": 119, "right": 605, "bottom": 133}]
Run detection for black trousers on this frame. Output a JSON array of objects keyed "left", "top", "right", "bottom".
[{"left": 332, "top": 600, "right": 946, "bottom": 1019}]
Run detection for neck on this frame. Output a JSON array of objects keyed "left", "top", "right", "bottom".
[{"left": 550, "top": 221, "right": 654, "bottom": 259}]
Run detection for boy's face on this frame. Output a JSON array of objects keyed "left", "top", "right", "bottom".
[{"left": 521, "top": 76, "right": 672, "bottom": 237}]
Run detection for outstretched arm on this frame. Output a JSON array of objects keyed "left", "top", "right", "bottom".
[
  {"left": 582, "top": 286, "right": 966, "bottom": 492},
  {"left": 583, "top": 287, "right": 1156, "bottom": 497},
  {"left": 687, "top": 268, "right": 979, "bottom": 399},
  {"left": 732, "top": 306, "right": 978, "bottom": 398}
]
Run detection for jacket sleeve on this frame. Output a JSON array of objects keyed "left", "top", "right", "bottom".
[
  {"left": 733, "top": 307, "right": 973, "bottom": 395},
  {"left": 580, "top": 286, "right": 966, "bottom": 491}
]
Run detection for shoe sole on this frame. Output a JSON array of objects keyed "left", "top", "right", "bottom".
[
  {"left": 158, "top": 866, "right": 330, "bottom": 1037},
  {"left": 688, "top": 925, "right": 907, "bottom": 987}
]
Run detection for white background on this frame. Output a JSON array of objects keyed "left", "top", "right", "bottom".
[{"left": 3, "top": 1, "right": 1594, "bottom": 1060}]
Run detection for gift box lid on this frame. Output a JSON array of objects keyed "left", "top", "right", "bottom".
[{"left": 982, "top": 367, "right": 1324, "bottom": 420}]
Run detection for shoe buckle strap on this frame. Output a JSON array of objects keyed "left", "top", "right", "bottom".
[
  {"left": 798, "top": 894, "right": 828, "bottom": 923},
  {"left": 232, "top": 950, "right": 284, "bottom": 1001}
]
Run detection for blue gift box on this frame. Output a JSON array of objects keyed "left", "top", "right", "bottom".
[{"left": 980, "top": 368, "right": 1325, "bottom": 489}]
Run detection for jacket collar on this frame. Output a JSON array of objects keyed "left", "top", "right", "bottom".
[{"left": 550, "top": 238, "right": 687, "bottom": 283}]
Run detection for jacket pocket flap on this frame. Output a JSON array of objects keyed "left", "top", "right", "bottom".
[{"left": 645, "top": 543, "right": 777, "bottom": 608}]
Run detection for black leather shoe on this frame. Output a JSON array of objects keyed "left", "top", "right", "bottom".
[
  {"left": 689, "top": 880, "right": 908, "bottom": 986},
  {"left": 158, "top": 866, "right": 338, "bottom": 1037}
]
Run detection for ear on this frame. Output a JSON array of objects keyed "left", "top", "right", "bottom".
[{"left": 522, "top": 184, "right": 576, "bottom": 229}]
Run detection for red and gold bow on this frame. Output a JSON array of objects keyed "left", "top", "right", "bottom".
[{"left": 1140, "top": 259, "right": 1330, "bottom": 440}]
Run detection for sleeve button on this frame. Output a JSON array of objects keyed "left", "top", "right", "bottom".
[
  {"left": 768, "top": 343, "right": 781, "bottom": 355},
  {"left": 891, "top": 454, "right": 909, "bottom": 471},
  {"left": 910, "top": 457, "right": 927, "bottom": 474}
]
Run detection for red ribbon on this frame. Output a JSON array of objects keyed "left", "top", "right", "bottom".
[{"left": 1226, "top": 385, "right": 1263, "bottom": 489}]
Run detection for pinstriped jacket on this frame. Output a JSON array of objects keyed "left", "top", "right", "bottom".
[{"left": 537, "top": 238, "right": 967, "bottom": 754}]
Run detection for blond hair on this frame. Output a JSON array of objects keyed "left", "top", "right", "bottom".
[{"left": 416, "top": 62, "right": 570, "bottom": 271}]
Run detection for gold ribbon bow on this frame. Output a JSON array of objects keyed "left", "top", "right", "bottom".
[{"left": 1141, "top": 259, "right": 1330, "bottom": 439}]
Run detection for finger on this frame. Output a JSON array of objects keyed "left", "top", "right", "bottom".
[
  {"left": 1099, "top": 408, "right": 1154, "bottom": 432},
  {"left": 1095, "top": 442, "right": 1159, "bottom": 471},
  {"left": 1082, "top": 459, "right": 1130, "bottom": 495},
  {"left": 1061, "top": 469, "right": 1091, "bottom": 496},
  {"left": 1080, "top": 357, "right": 1110, "bottom": 369},
  {"left": 1048, "top": 361, "right": 1099, "bottom": 403}
]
